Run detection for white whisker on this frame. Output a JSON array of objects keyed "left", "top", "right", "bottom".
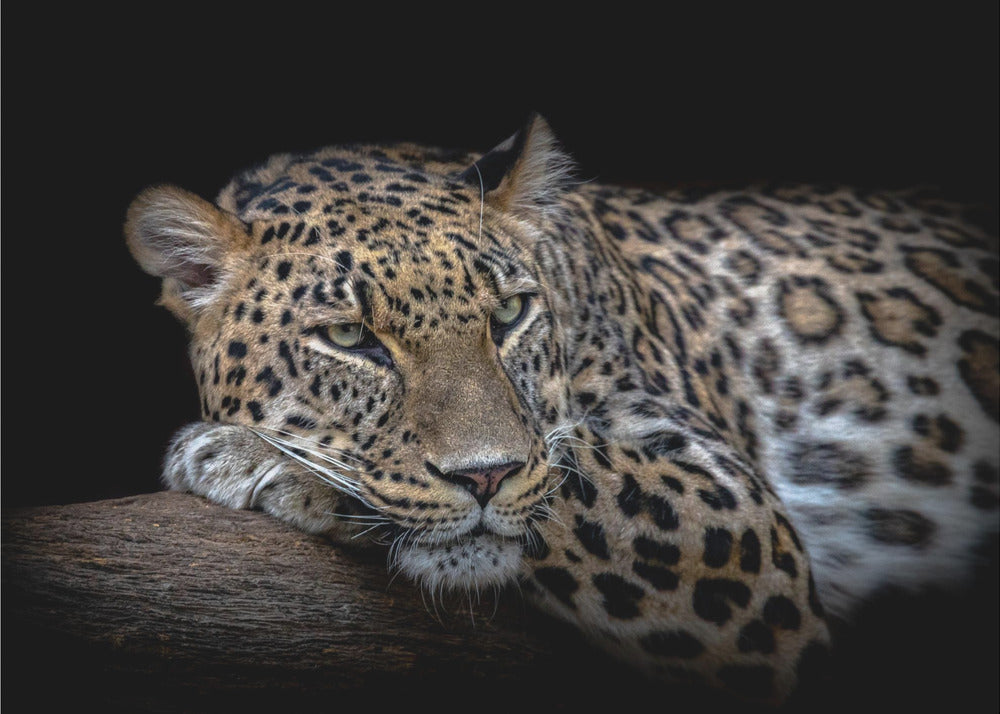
[
  {"left": 252, "top": 425, "right": 362, "bottom": 464},
  {"left": 250, "top": 428, "right": 368, "bottom": 504},
  {"left": 472, "top": 161, "right": 485, "bottom": 243}
]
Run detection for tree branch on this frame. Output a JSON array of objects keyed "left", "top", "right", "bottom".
[
  {"left": 2, "top": 491, "right": 653, "bottom": 712},
  {"left": 5, "top": 491, "right": 995, "bottom": 712}
]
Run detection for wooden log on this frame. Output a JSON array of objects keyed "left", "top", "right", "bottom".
[
  {"left": 4, "top": 491, "right": 996, "bottom": 712},
  {"left": 2, "top": 491, "right": 658, "bottom": 712}
]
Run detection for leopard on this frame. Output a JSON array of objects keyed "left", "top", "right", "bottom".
[{"left": 125, "top": 114, "right": 998, "bottom": 705}]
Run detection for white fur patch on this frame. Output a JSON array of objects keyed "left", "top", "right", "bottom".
[{"left": 394, "top": 534, "right": 522, "bottom": 593}]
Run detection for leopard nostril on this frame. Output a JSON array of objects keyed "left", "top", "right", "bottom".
[{"left": 435, "top": 461, "right": 524, "bottom": 508}]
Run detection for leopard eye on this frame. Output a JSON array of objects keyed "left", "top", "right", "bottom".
[
  {"left": 313, "top": 322, "right": 393, "bottom": 368},
  {"left": 321, "top": 322, "right": 366, "bottom": 348},
  {"left": 492, "top": 295, "right": 526, "bottom": 326},
  {"left": 490, "top": 294, "right": 531, "bottom": 344}
]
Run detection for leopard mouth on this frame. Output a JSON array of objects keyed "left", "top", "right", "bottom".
[
  {"left": 392, "top": 529, "right": 525, "bottom": 592},
  {"left": 386, "top": 510, "right": 550, "bottom": 592},
  {"left": 342, "top": 492, "right": 547, "bottom": 592}
]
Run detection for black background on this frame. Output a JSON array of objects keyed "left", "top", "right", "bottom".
[{"left": 3, "top": 8, "right": 996, "bottom": 509}]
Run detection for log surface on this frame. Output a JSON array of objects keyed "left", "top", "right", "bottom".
[
  {"left": 3, "top": 491, "right": 650, "bottom": 712},
  {"left": 4, "top": 491, "right": 996, "bottom": 712}
]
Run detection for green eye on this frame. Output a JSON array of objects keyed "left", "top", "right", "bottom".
[
  {"left": 312, "top": 322, "right": 394, "bottom": 368},
  {"left": 492, "top": 295, "right": 525, "bottom": 326},
  {"left": 490, "top": 295, "right": 531, "bottom": 346},
  {"left": 321, "top": 322, "right": 366, "bottom": 348}
]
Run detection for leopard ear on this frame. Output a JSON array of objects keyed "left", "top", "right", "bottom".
[
  {"left": 125, "top": 185, "right": 252, "bottom": 325},
  {"left": 458, "top": 113, "right": 574, "bottom": 222}
]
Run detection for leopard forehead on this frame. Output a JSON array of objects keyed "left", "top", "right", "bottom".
[
  {"left": 220, "top": 143, "right": 488, "bottom": 226},
  {"left": 217, "top": 147, "right": 541, "bottom": 326}
]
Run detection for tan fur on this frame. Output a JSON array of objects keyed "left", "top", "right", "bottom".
[{"left": 125, "top": 117, "right": 997, "bottom": 704}]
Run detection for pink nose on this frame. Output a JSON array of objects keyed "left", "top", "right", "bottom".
[{"left": 441, "top": 462, "right": 523, "bottom": 507}]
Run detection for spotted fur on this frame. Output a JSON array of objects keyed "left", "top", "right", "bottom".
[{"left": 126, "top": 115, "right": 998, "bottom": 704}]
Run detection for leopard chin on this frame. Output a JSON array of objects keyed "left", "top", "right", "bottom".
[{"left": 394, "top": 532, "right": 524, "bottom": 593}]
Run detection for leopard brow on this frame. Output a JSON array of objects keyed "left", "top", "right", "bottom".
[
  {"left": 300, "top": 304, "right": 363, "bottom": 327},
  {"left": 499, "top": 275, "right": 541, "bottom": 296},
  {"left": 471, "top": 257, "right": 539, "bottom": 299},
  {"left": 300, "top": 277, "right": 367, "bottom": 325}
]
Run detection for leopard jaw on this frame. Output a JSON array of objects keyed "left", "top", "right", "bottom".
[{"left": 394, "top": 532, "right": 523, "bottom": 593}]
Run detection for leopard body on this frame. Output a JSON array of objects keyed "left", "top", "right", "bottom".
[{"left": 126, "top": 115, "right": 998, "bottom": 703}]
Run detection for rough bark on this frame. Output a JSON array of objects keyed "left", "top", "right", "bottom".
[
  {"left": 2, "top": 491, "right": 654, "bottom": 712},
  {"left": 5, "top": 491, "right": 996, "bottom": 712}
]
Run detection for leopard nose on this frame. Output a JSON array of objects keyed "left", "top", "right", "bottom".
[{"left": 436, "top": 461, "right": 524, "bottom": 507}]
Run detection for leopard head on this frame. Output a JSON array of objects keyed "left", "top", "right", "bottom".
[{"left": 125, "top": 115, "right": 576, "bottom": 592}]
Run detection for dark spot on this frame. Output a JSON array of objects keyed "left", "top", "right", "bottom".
[
  {"left": 616, "top": 473, "right": 644, "bottom": 517},
  {"left": 573, "top": 516, "right": 611, "bottom": 560},
  {"left": 227, "top": 341, "right": 247, "bottom": 359},
  {"left": 335, "top": 250, "right": 353, "bottom": 272},
  {"left": 907, "top": 375, "right": 940, "bottom": 396},
  {"left": 693, "top": 578, "right": 752, "bottom": 625},
  {"left": 247, "top": 401, "right": 265, "bottom": 422},
  {"left": 763, "top": 595, "right": 801, "bottom": 630},
  {"left": 617, "top": 473, "right": 680, "bottom": 530},
  {"left": 661, "top": 475, "right": 685, "bottom": 494},
  {"left": 703, "top": 527, "right": 733, "bottom": 568},
  {"left": 865, "top": 507, "right": 936, "bottom": 546},
  {"left": 558, "top": 452, "right": 598, "bottom": 508},
  {"left": 285, "top": 414, "right": 317, "bottom": 430},
  {"left": 641, "top": 431, "right": 687, "bottom": 459},
  {"left": 788, "top": 442, "right": 871, "bottom": 489},
  {"left": 893, "top": 445, "right": 952, "bottom": 485},
  {"left": 592, "top": 572, "right": 645, "bottom": 619},
  {"left": 533, "top": 567, "right": 578, "bottom": 610},
  {"left": 632, "top": 560, "right": 680, "bottom": 591},
  {"left": 957, "top": 329, "right": 999, "bottom": 421},
  {"left": 591, "top": 442, "right": 613, "bottom": 470},
  {"left": 647, "top": 493, "right": 681, "bottom": 531},
  {"left": 771, "top": 531, "right": 799, "bottom": 579},
  {"left": 698, "top": 484, "right": 738, "bottom": 510},
  {"left": 278, "top": 340, "right": 299, "bottom": 378},
  {"left": 633, "top": 536, "right": 680, "bottom": 565},
  {"left": 934, "top": 414, "right": 963, "bottom": 452},
  {"left": 255, "top": 366, "right": 283, "bottom": 397},
  {"left": 739, "top": 529, "right": 762, "bottom": 573}
]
